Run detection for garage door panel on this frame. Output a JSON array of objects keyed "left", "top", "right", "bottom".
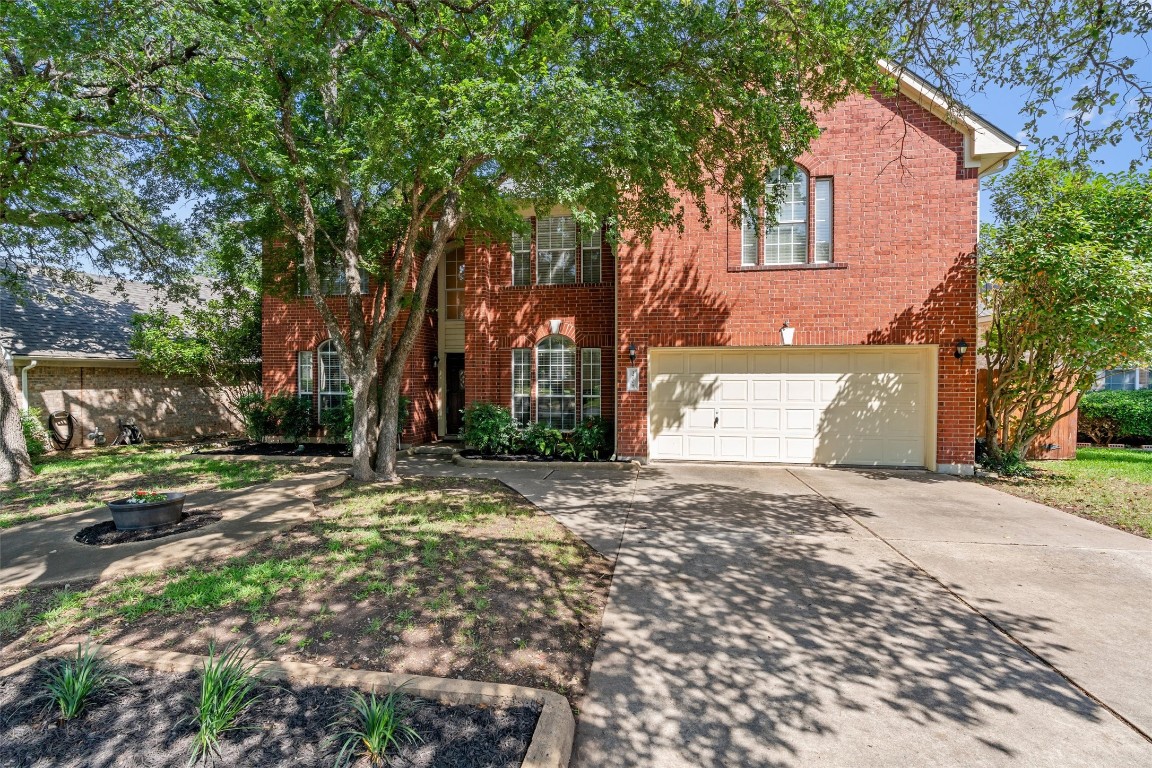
[{"left": 650, "top": 347, "right": 932, "bottom": 468}]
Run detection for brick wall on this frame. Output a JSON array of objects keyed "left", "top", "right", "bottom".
[
  {"left": 464, "top": 228, "right": 616, "bottom": 427},
  {"left": 614, "top": 90, "right": 979, "bottom": 466},
  {"left": 16, "top": 364, "right": 240, "bottom": 448},
  {"left": 261, "top": 265, "right": 439, "bottom": 444}
]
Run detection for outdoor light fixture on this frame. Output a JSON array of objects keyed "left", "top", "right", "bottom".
[
  {"left": 955, "top": 339, "right": 969, "bottom": 359},
  {"left": 780, "top": 321, "right": 795, "bottom": 346},
  {"left": 549, "top": 318, "right": 562, "bottom": 335},
  {"left": 628, "top": 343, "right": 637, "bottom": 363},
  {"left": 431, "top": 352, "right": 439, "bottom": 370}
]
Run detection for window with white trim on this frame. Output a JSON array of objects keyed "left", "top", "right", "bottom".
[
  {"left": 814, "top": 177, "right": 833, "bottom": 263},
  {"left": 581, "top": 348, "right": 601, "bottom": 418},
  {"left": 741, "top": 168, "right": 834, "bottom": 266},
  {"left": 317, "top": 339, "right": 348, "bottom": 416},
  {"left": 581, "top": 226, "right": 602, "bottom": 284},
  {"left": 764, "top": 168, "right": 808, "bottom": 265},
  {"left": 444, "top": 244, "right": 465, "bottom": 320},
  {"left": 536, "top": 336, "right": 576, "bottom": 429},
  {"left": 537, "top": 216, "right": 577, "bottom": 285},
  {"left": 297, "top": 351, "right": 313, "bottom": 397},
  {"left": 512, "top": 349, "right": 532, "bottom": 425},
  {"left": 511, "top": 230, "right": 531, "bottom": 286},
  {"left": 299, "top": 261, "right": 369, "bottom": 296}
]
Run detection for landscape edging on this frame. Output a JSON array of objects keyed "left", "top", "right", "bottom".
[
  {"left": 454, "top": 455, "right": 640, "bottom": 471},
  {"left": 2, "top": 644, "right": 574, "bottom": 768}
]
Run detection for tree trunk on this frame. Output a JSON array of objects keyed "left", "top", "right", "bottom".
[
  {"left": 373, "top": 361, "right": 404, "bottom": 481},
  {"left": 0, "top": 347, "right": 34, "bottom": 483},
  {"left": 348, "top": 370, "right": 377, "bottom": 481}
]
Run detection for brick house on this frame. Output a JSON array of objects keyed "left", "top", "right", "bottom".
[
  {"left": 263, "top": 71, "right": 1020, "bottom": 475},
  {"left": 2, "top": 273, "right": 240, "bottom": 447}
]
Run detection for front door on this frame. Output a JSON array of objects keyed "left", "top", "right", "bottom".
[{"left": 446, "top": 353, "right": 465, "bottom": 435}]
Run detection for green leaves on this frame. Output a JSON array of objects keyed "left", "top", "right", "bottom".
[{"left": 980, "top": 153, "right": 1152, "bottom": 458}]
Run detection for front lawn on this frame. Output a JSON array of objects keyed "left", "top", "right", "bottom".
[
  {"left": 0, "top": 445, "right": 311, "bottom": 528},
  {"left": 0, "top": 477, "right": 612, "bottom": 703},
  {"left": 984, "top": 447, "right": 1152, "bottom": 537}
]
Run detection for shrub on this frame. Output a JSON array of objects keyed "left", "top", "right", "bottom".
[
  {"left": 1078, "top": 390, "right": 1152, "bottom": 445},
  {"left": 321, "top": 393, "right": 410, "bottom": 446},
  {"left": 521, "top": 421, "right": 564, "bottom": 457},
  {"left": 237, "top": 393, "right": 272, "bottom": 441},
  {"left": 461, "top": 402, "right": 517, "bottom": 455},
  {"left": 189, "top": 642, "right": 264, "bottom": 763},
  {"left": 265, "top": 394, "right": 312, "bottom": 442},
  {"left": 569, "top": 416, "right": 612, "bottom": 460},
  {"left": 333, "top": 689, "right": 421, "bottom": 767},
  {"left": 20, "top": 407, "right": 49, "bottom": 461},
  {"left": 41, "top": 643, "right": 126, "bottom": 722}
]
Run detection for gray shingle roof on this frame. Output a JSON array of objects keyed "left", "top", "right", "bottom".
[{"left": 0, "top": 273, "right": 207, "bottom": 361}]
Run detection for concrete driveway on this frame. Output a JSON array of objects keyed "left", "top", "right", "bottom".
[{"left": 429, "top": 459, "right": 1152, "bottom": 766}]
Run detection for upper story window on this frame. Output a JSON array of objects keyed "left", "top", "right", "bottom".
[
  {"left": 512, "top": 215, "right": 603, "bottom": 286},
  {"left": 299, "top": 259, "right": 369, "bottom": 296},
  {"left": 742, "top": 167, "right": 833, "bottom": 267},
  {"left": 444, "top": 244, "right": 465, "bottom": 320}
]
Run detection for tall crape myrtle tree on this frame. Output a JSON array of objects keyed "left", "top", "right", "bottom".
[
  {"left": 1, "top": 0, "right": 196, "bottom": 482},
  {"left": 979, "top": 154, "right": 1152, "bottom": 470},
  {"left": 153, "top": 0, "right": 891, "bottom": 481}
]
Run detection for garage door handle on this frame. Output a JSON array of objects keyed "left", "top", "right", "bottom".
[{"left": 714, "top": 409, "right": 719, "bottom": 428}]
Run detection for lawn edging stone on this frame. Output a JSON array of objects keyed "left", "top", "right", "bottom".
[
  {"left": 454, "top": 454, "right": 640, "bottom": 471},
  {"left": 2, "top": 644, "right": 574, "bottom": 768}
]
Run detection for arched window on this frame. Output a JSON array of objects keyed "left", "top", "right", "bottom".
[
  {"left": 535, "top": 335, "right": 576, "bottom": 430},
  {"left": 317, "top": 339, "right": 348, "bottom": 416}
]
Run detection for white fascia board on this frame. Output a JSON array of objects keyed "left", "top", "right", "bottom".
[{"left": 878, "top": 61, "right": 1023, "bottom": 176}]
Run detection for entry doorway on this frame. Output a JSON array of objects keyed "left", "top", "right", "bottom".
[{"left": 446, "top": 353, "right": 465, "bottom": 435}]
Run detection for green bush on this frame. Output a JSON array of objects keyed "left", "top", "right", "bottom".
[
  {"left": 237, "top": 392, "right": 312, "bottom": 441},
  {"left": 461, "top": 402, "right": 517, "bottom": 455},
  {"left": 569, "top": 416, "right": 612, "bottom": 460},
  {"left": 320, "top": 393, "right": 410, "bottom": 446},
  {"left": 20, "top": 408, "right": 50, "bottom": 461},
  {"left": 236, "top": 393, "right": 272, "bottom": 441},
  {"left": 1079, "top": 389, "right": 1152, "bottom": 445},
  {"left": 265, "top": 394, "right": 312, "bottom": 442},
  {"left": 521, "top": 421, "right": 564, "bottom": 457}
]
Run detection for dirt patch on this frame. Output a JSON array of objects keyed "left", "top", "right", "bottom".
[
  {"left": 0, "top": 659, "right": 539, "bottom": 767},
  {"left": 74, "top": 510, "right": 224, "bottom": 546},
  {"left": 1, "top": 477, "right": 613, "bottom": 706},
  {"left": 201, "top": 442, "right": 352, "bottom": 457}
]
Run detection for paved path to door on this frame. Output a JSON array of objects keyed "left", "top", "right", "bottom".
[{"left": 400, "top": 457, "right": 1152, "bottom": 766}]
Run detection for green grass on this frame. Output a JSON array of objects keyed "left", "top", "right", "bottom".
[
  {"left": 994, "top": 447, "right": 1152, "bottom": 537},
  {"left": 0, "top": 445, "right": 302, "bottom": 528}
]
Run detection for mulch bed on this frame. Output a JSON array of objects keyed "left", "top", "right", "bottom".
[
  {"left": 73, "top": 510, "right": 224, "bottom": 546},
  {"left": 0, "top": 659, "right": 540, "bottom": 768},
  {"left": 201, "top": 442, "right": 352, "bottom": 457}
]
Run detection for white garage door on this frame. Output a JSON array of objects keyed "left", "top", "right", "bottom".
[{"left": 648, "top": 347, "right": 935, "bottom": 467}]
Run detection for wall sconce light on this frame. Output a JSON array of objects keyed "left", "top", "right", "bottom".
[
  {"left": 628, "top": 343, "right": 637, "bottom": 364},
  {"left": 431, "top": 352, "right": 439, "bottom": 370},
  {"left": 549, "top": 318, "right": 562, "bottom": 335},
  {"left": 955, "top": 339, "right": 969, "bottom": 359},
  {"left": 780, "top": 321, "right": 795, "bottom": 346}
]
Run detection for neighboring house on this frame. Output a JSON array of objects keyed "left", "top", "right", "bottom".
[
  {"left": 263, "top": 72, "right": 1021, "bottom": 475},
  {"left": 1, "top": 273, "right": 240, "bottom": 448},
  {"left": 1095, "top": 368, "right": 1152, "bottom": 391}
]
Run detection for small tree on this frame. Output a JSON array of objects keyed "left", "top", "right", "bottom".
[{"left": 980, "top": 154, "right": 1152, "bottom": 468}]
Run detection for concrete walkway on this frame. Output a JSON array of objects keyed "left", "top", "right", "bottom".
[
  {"left": 0, "top": 471, "right": 346, "bottom": 590},
  {"left": 399, "top": 457, "right": 1152, "bottom": 766}
]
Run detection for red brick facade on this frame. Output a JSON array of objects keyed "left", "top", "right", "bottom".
[{"left": 263, "top": 89, "right": 991, "bottom": 471}]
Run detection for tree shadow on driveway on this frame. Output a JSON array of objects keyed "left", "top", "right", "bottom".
[{"left": 573, "top": 469, "right": 1144, "bottom": 767}]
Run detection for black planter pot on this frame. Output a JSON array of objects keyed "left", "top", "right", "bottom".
[{"left": 107, "top": 493, "right": 186, "bottom": 531}]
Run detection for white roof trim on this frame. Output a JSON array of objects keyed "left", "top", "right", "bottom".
[{"left": 879, "top": 61, "right": 1024, "bottom": 176}]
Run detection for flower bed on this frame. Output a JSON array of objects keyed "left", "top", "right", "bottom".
[{"left": 0, "top": 653, "right": 543, "bottom": 768}]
